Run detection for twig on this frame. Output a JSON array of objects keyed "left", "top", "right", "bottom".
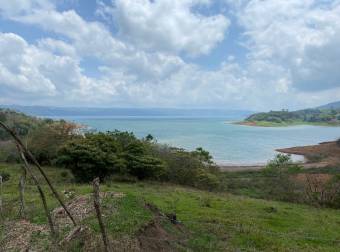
[
  {"left": 17, "top": 145, "right": 58, "bottom": 241},
  {"left": 0, "top": 121, "right": 77, "bottom": 226},
  {"left": 18, "top": 166, "right": 26, "bottom": 218},
  {"left": 92, "top": 177, "right": 110, "bottom": 252},
  {"left": 0, "top": 174, "right": 2, "bottom": 215}
]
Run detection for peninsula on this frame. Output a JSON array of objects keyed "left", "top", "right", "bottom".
[{"left": 238, "top": 101, "right": 340, "bottom": 127}]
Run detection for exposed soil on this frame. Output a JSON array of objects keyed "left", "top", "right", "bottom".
[
  {"left": 237, "top": 121, "right": 259, "bottom": 126},
  {"left": 1, "top": 193, "right": 187, "bottom": 252},
  {"left": 137, "top": 203, "right": 189, "bottom": 252},
  {"left": 1, "top": 220, "right": 49, "bottom": 251},
  {"left": 277, "top": 141, "right": 340, "bottom": 167},
  {"left": 220, "top": 141, "right": 340, "bottom": 172}
]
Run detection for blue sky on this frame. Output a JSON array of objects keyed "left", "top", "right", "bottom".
[{"left": 0, "top": 0, "right": 340, "bottom": 110}]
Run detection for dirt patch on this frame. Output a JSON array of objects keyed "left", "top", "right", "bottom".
[
  {"left": 277, "top": 141, "right": 340, "bottom": 167},
  {"left": 237, "top": 121, "right": 259, "bottom": 126},
  {"left": 136, "top": 203, "right": 190, "bottom": 252},
  {"left": 1, "top": 220, "right": 49, "bottom": 251},
  {"left": 53, "top": 191, "right": 125, "bottom": 227},
  {"left": 137, "top": 220, "right": 176, "bottom": 252}
]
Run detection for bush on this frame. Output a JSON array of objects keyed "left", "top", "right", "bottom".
[
  {"left": 26, "top": 121, "right": 80, "bottom": 165},
  {"left": 262, "top": 154, "right": 302, "bottom": 202},
  {"left": 57, "top": 131, "right": 221, "bottom": 190},
  {"left": 0, "top": 172, "right": 10, "bottom": 182},
  {"left": 57, "top": 131, "right": 165, "bottom": 183},
  {"left": 149, "top": 144, "right": 221, "bottom": 189},
  {"left": 195, "top": 170, "right": 220, "bottom": 191},
  {"left": 0, "top": 141, "right": 19, "bottom": 163}
]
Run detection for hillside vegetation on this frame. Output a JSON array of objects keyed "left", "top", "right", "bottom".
[
  {"left": 1, "top": 163, "right": 340, "bottom": 251},
  {"left": 242, "top": 108, "right": 340, "bottom": 127},
  {"left": 0, "top": 108, "right": 45, "bottom": 140}
]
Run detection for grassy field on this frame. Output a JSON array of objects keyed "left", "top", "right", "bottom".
[{"left": 1, "top": 163, "right": 340, "bottom": 251}]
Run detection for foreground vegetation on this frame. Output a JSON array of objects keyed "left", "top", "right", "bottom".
[
  {"left": 1, "top": 108, "right": 221, "bottom": 191},
  {"left": 241, "top": 108, "right": 340, "bottom": 127},
  {"left": 1, "top": 163, "right": 340, "bottom": 251}
]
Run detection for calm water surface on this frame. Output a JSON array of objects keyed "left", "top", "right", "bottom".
[{"left": 61, "top": 116, "right": 340, "bottom": 165}]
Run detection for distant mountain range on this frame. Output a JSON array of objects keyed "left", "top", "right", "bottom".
[
  {"left": 0, "top": 105, "right": 254, "bottom": 120},
  {"left": 317, "top": 101, "right": 340, "bottom": 110}
]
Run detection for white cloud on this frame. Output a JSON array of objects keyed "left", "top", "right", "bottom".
[
  {"left": 0, "top": 33, "right": 56, "bottom": 95},
  {"left": 0, "top": 0, "right": 339, "bottom": 110},
  {"left": 237, "top": 0, "right": 340, "bottom": 92},
  {"left": 0, "top": 0, "right": 54, "bottom": 17},
  {"left": 98, "top": 0, "right": 230, "bottom": 56}
]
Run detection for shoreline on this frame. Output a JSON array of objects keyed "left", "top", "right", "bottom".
[{"left": 219, "top": 140, "right": 340, "bottom": 172}]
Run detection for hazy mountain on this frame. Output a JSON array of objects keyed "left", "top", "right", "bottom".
[
  {"left": 0, "top": 105, "right": 254, "bottom": 120},
  {"left": 317, "top": 101, "right": 340, "bottom": 110}
]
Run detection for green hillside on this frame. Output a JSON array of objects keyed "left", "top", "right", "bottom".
[
  {"left": 241, "top": 108, "right": 340, "bottom": 127},
  {"left": 1, "top": 163, "right": 340, "bottom": 251}
]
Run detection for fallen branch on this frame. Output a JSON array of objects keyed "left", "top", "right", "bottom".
[
  {"left": 0, "top": 121, "right": 77, "bottom": 226},
  {"left": 92, "top": 177, "right": 110, "bottom": 252}
]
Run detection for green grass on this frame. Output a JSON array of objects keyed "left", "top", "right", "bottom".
[{"left": 1, "top": 163, "right": 340, "bottom": 251}]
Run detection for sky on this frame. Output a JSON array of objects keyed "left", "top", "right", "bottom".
[{"left": 0, "top": 0, "right": 340, "bottom": 111}]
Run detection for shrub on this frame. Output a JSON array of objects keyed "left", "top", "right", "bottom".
[
  {"left": 0, "top": 141, "right": 19, "bottom": 163},
  {"left": 0, "top": 172, "right": 10, "bottom": 182},
  {"left": 195, "top": 170, "right": 220, "bottom": 191},
  {"left": 262, "top": 154, "right": 302, "bottom": 202},
  {"left": 149, "top": 144, "right": 221, "bottom": 189},
  {"left": 26, "top": 121, "right": 80, "bottom": 165},
  {"left": 304, "top": 174, "right": 340, "bottom": 208},
  {"left": 57, "top": 131, "right": 165, "bottom": 183}
]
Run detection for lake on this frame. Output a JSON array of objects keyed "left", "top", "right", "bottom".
[{"left": 60, "top": 116, "right": 340, "bottom": 165}]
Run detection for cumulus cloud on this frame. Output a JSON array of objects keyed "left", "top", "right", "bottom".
[
  {"left": 0, "top": 33, "right": 56, "bottom": 95},
  {"left": 0, "top": 0, "right": 339, "bottom": 109},
  {"left": 98, "top": 0, "right": 230, "bottom": 56},
  {"left": 237, "top": 0, "right": 340, "bottom": 92}
]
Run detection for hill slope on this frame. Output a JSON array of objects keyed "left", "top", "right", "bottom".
[
  {"left": 1, "top": 163, "right": 340, "bottom": 251},
  {"left": 240, "top": 107, "right": 340, "bottom": 127},
  {"left": 318, "top": 101, "right": 340, "bottom": 110}
]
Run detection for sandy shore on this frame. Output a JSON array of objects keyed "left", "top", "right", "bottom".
[{"left": 219, "top": 140, "right": 340, "bottom": 172}]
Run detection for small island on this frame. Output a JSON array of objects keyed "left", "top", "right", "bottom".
[{"left": 238, "top": 101, "right": 340, "bottom": 127}]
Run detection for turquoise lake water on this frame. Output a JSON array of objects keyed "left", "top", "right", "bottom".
[{"left": 62, "top": 116, "right": 340, "bottom": 165}]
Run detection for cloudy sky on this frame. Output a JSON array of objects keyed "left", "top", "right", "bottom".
[{"left": 0, "top": 0, "right": 340, "bottom": 110}]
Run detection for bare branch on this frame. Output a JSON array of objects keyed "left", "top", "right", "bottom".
[
  {"left": 0, "top": 121, "right": 77, "bottom": 226},
  {"left": 92, "top": 177, "right": 110, "bottom": 252}
]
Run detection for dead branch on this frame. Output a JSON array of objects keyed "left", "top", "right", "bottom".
[
  {"left": 17, "top": 145, "right": 58, "bottom": 242},
  {"left": 18, "top": 166, "right": 26, "bottom": 218},
  {"left": 92, "top": 177, "right": 110, "bottom": 252},
  {"left": 0, "top": 174, "right": 2, "bottom": 215},
  {"left": 0, "top": 121, "right": 77, "bottom": 226}
]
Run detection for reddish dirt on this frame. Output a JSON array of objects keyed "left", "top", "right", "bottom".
[
  {"left": 277, "top": 141, "right": 340, "bottom": 167},
  {"left": 137, "top": 220, "right": 175, "bottom": 252},
  {"left": 237, "top": 121, "right": 258, "bottom": 126}
]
